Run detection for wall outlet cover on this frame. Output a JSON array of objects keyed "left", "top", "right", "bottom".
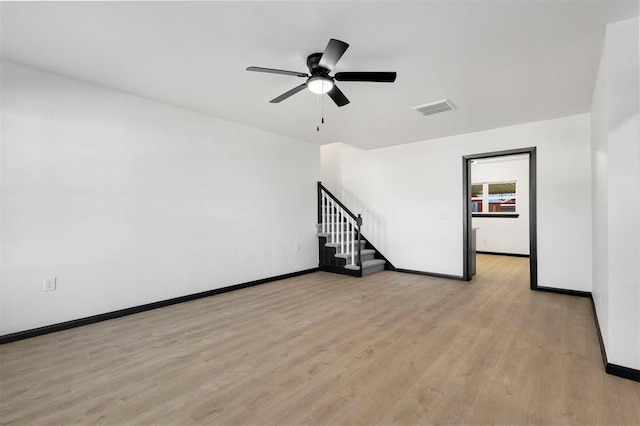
[{"left": 43, "top": 277, "right": 57, "bottom": 292}]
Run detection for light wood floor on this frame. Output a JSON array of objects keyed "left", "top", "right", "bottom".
[{"left": 1, "top": 255, "right": 638, "bottom": 425}]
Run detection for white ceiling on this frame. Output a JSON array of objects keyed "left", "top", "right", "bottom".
[{"left": 1, "top": 1, "right": 637, "bottom": 149}]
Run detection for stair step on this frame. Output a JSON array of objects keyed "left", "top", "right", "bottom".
[
  {"left": 344, "top": 259, "right": 386, "bottom": 274},
  {"left": 325, "top": 241, "right": 366, "bottom": 250},
  {"left": 335, "top": 249, "right": 375, "bottom": 260},
  {"left": 335, "top": 248, "right": 375, "bottom": 257},
  {"left": 324, "top": 237, "right": 359, "bottom": 245}
]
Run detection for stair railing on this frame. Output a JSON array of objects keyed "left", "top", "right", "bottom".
[{"left": 318, "top": 182, "right": 362, "bottom": 267}]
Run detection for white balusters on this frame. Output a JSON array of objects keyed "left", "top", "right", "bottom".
[
  {"left": 336, "top": 201, "right": 339, "bottom": 244},
  {"left": 337, "top": 206, "right": 341, "bottom": 251},
  {"left": 334, "top": 201, "right": 338, "bottom": 248},
  {"left": 342, "top": 208, "right": 346, "bottom": 254},
  {"left": 327, "top": 199, "right": 333, "bottom": 234},
  {"left": 322, "top": 192, "right": 326, "bottom": 233},
  {"left": 347, "top": 221, "right": 351, "bottom": 260},
  {"left": 339, "top": 207, "right": 343, "bottom": 254},
  {"left": 319, "top": 187, "right": 361, "bottom": 267},
  {"left": 351, "top": 221, "right": 355, "bottom": 265}
]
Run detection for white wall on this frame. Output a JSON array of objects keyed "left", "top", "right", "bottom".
[
  {"left": 471, "top": 156, "right": 529, "bottom": 255},
  {"left": 591, "top": 36, "right": 610, "bottom": 357},
  {"left": 591, "top": 17, "right": 640, "bottom": 370},
  {"left": 321, "top": 114, "right": 592, "bottom": 291},
  {"left": 319, "top": 142, "right": 342, "bottom": 192},
  {"left": 0, "top": 61, "right": 320, "bottom": 336}
]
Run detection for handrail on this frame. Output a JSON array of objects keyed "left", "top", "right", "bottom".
[
  {"left": 317, "top": 182, "right": 359, "bottom": 222},
  {"left": 317, "top": 181, "right": 363, "bottom": 269}
]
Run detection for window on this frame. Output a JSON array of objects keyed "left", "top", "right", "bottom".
[
  {"left": 471, "top": 184, "right": 483, "bottom": 213},
  {"left": 471, "top": 181, "right": 518, "bottom": 217}
]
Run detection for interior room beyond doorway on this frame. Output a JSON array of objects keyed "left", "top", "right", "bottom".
[{"left": 471, "top": 154, "right": 530, "bottom": 257}]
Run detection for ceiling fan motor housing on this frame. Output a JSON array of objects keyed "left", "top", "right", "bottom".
[
  {"left": 307, "top": 53, "right": 329, "bottom": 76},
  {"left": 306, "top": 53, "right": 335, "bottom": 94}
]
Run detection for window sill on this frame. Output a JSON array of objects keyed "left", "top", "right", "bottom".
[{"left": 472, "top": 213, "right": 519, "bottom": 218}]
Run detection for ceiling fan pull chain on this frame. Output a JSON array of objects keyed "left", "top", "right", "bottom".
[{"left": 316, "top": 93, "right": 320, "bottom": 131}]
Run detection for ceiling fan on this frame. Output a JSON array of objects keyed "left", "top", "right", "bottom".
[{"left": 246, "top": 38, "right": 397, "bottom": 107}]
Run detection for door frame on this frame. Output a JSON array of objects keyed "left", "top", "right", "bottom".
[{"left": 462, "top": 147, "right": 537, "bottom": 289}]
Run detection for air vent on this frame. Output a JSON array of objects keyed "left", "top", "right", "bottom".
[{"left": 413, "top": 99, "right": 456, "bottom": 117}]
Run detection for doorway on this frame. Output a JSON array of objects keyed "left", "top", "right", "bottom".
[{"left": 462, "top": 147, "right": 537, "bottom": 289}]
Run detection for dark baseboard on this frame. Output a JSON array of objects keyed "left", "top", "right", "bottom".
[
  {"left": 4, "top": 266, "right": 638, "bottom": 383},
  {"left": 589, "top": 295, "right": 639, "bottom": 382},
  {"left": 393, "top": 268, "right": 465, "bottom": 281},
  {"left": 534, "top": 286, "right": 591, "bottom": 298},
  {"left": 590, "top": 296, "right": 608, "bottom": 368},
  {"left": 476, "top": 251, "right": 529, "bottom": 258},
  {"left": 0, "top": 267, "right": 319, "bottom": 345},
  {"left": 606, "top": 363, "right": 640, "bottom": 382}
]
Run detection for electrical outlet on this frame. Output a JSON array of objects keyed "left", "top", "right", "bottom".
[{"left": 43, "top": 277, "right": 57, "bottom": 292}]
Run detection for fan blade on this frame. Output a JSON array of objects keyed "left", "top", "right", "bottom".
[
  {"left": 319, "top": 39, "right": 349, "bottom": 71},
  {"left": 334, "top": 72, "right": 397, "bottom": 82},
  {"left": 247, "top": 66, "right": 308, "bottom": 78},
  {"left": 327, "top": 85, "right": 350, "bottom": 107},
  {"left": 270, "top": 83, "right": 308, "bottom": 103}
]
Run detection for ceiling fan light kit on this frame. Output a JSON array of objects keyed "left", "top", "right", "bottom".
[
  {"left": 307, "top": 76, "right": 334, "bottom": 94},
  {"left": 247, "top": 38, "right": 397, "bottom": 108}
]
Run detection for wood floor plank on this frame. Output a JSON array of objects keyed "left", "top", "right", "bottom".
[{"left": 1, "top": 255, "right": 638, "bottom": 425}]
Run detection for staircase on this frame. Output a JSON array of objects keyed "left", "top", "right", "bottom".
[{"left": 317, "top": 182, "right": 392, "bottom": 277}]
